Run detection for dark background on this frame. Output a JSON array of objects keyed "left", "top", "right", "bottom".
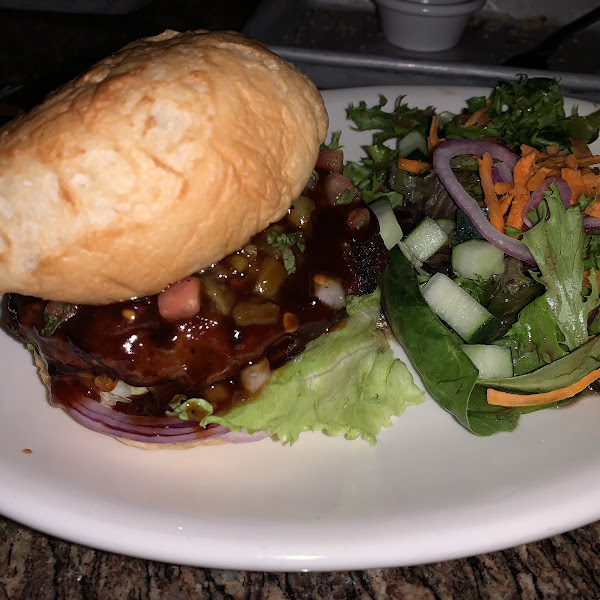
[
  {"left": 0, "top": 0, "right": 261, "bottom": 112},
  {"left": 3, "top": 3, "right": 600, "bottom": 598}
]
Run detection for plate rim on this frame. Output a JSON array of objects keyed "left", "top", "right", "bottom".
[{"left": 2, "top": 84, "right": 600, "bottom": 571}]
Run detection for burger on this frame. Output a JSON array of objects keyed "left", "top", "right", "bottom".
[{"left": 2, "top": 30, "right": 423, "bottom": 448}]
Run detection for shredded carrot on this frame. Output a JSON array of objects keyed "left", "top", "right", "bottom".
[
  {"left": 464, "top": 99, "right": 490, "bottom": 128},
  {"left": 475, "top": 138, "right": 600, "bottom": 234},
  {"left": 565, "top": 154, "right": 578, "bottom": 169},
  {"left": 505, "top": 152, "right": 538, "bottom": 230},
  {"left": 463, "top": 112, "right": 479, "bottom": 128},
  {"left": 583, "top": 269, "right": 600, "bottom": 289},
  {"left": 494, "top": 182, "right": 512, "bottom": 195},
  {"left": 520, "top": 144, "right": 540, "bottom": 158},
  {"left": 487, "top": 368, "right": 600, "bottom": 406},
  {"left": 428, "top": 116, "right": 443, "bottom": 155},
  {"left": 537, "top": 155, "right": 570, "bottom": 170},
  {"left": 582, "top": 172, "right": 600, "bottom": 186},
  {"left": 464, "top": 102, "right": 490, "bottom": 128},
  {"left": 513, "top": 152, "right": 539, "bottom": 179},
  {"left": 499, "top": 191, "right": 514, "bottom": 215},
  {"left": 586, "top": 202, "right": 600, "bottom": 218},
  {"left": 478, "top": 152, "right": 505, "bottom": 233},
  {"left": 575, "top": 155, "right": 600, "bottom": 168},
  {"left": 526, "top": 167, "right": 552, "bottom": 192},
  {"left": 570, "top": 138, "right": 592, "bottom": 159},
  {"left": 561, "top": 167, "right": 586, "bottom": 205},
  {"left": 540, "top": 167, "right": 561, "bottom": 179},
  {"left": 396, "top": 157, "right": 432, "bottom": 175}
]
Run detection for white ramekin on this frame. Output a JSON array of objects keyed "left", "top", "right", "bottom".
[{"left": 375, "top": 0, "right": 486, "bottom": 51}]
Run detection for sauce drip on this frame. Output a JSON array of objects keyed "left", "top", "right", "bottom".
[{"left": 7, "top": 160, "right": 388, "bottom": 420}]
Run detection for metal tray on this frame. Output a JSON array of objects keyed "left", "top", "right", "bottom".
[
  {"left": 0, "top": 0, "right": 151, "bottom": 13},
  {"left": 243, "top": 0, "right": 600, "bottom": 101}
]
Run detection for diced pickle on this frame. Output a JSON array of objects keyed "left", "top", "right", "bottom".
[
  {"left": 232, "top": 301, "right": 280, "bottom": 326},
  {"left": 228, "top": 252, "right": 250, "bottom": 273},
  {"left": 288, "top": 195, "right": 315, "bottom": 229},
  {"left": 254, "top": 256, "right": 287, "bottom": 299},
  {"left": 201, "top": 276, "right": 235, "bottom": 315}
]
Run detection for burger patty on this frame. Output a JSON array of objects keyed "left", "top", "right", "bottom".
[{"left": 6, "top": 157, "right": 388, "bottom": 418}]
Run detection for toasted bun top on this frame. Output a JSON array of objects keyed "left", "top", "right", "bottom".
[{"left": 0, "top": 29, "right": 328, "bottom": 304}]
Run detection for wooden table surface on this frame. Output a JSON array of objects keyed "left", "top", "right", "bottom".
[{"left": 2, "top": 2, "right": 600, "bottom": 598}]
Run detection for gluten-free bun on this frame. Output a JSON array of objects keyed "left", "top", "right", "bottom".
[{"left": 0, "top": 29, "right": 328, "bottom": 304}]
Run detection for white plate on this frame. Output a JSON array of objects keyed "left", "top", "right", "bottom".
[{"left": 2, "top": 86, "right": 600, "bottom": 572}]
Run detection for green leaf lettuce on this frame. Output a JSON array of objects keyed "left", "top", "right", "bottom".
[
  {"left": 202, "top": 289, "right": 425, "bottom": 444},
  {"left": 496, "top": 188, "right": 600, "bottom": 374},
  {"left": 380, "top": 247, "right": 521, "bottom": 435}
]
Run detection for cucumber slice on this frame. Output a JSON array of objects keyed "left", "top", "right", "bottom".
[
  {"left": 403, "top": 217, "right": 448, "bottom": 263},
  {"left": 436, "top": 111, "right": 455, "bottom": 126},
  {"left": 460, "top": 344, "right": 513, "bottom": 379},
  {"left": 435, "top": 218, "right": 455, "bottom": 237},
  {"left": 371, "top": 199, "right": 404, "bottom": 249},
  {"left": 421, "top": 272, "right": 501, "bottom": 343},
  {"left": 452, "top": 240, "right": 505, "bottom": 280},
  {"left": 397, "top": 130, "right": 428, "bottom": 159}
]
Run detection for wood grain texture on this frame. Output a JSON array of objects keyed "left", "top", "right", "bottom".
[{"left": 2, "top": 515, "right": 600, "bottom": 600}]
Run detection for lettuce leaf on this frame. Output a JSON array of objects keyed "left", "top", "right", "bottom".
[
  {"left": 380, "top": 247, "right": 522, "bottom": 435},
  {"left": 493, "top": 297, "right": 567, "bottom": 375},
  {"left": 445, "top": 77, "right": 600, "bottom": 151},
  {"left": 346, "top": 95, "right": 433, "bottom": 143},
  {"left": 496, "top": 188, "right": 600, "bottom": 374},
  {"left": 202, "top": 289, "right": 425, "bottom": 444},
  {"left": 480, "top": 335, "right": 600, "bottom": 394},
  {"left": 524, "top": 190, "right": 594, "bottom": 350}
]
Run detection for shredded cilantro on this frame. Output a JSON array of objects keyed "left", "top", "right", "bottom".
[
  {"left": 335, "top": 188, "right": 358, "bottom": 205},
  {"left": 40, "top": 303, "right": 72, "bottom": 336},
  {"left": 166, "top": 395, "right": 213, "bottom": 422},
  {"left": 267, "top": 231, "right": 305, "bottom": 251},
  {"left": 355, "top": 215, "right": 368, "bottom": 230},
  {"left": 266, "top": 231, "right": 306, "bottom": 274},
  {"left": 41, "top": 314, "right": 61, "bottom": 336}
]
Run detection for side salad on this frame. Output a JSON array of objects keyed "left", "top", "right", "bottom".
[{"left": 335, "top": 77, "right": 600, "bottom": 435}]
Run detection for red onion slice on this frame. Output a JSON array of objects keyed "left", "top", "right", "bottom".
[
  {"left": 522, "top": 178, "right": 571, "bottom": 228},
  {"left": 52, "top": 384, "right": 267, "bottom": 445},
  {"left": 219, "top": 430, "right": 269, "bottom": 444},
  {"left": 433, "top": 140, "right": 535, "bottom": 264},
  {"left": 584, "top": 216, "right": 600, "bottom": 231},
  {"left": 491, "top": 162, "right": 513, "bottom": 184}
]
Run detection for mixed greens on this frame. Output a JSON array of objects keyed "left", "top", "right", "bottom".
[{"left": 343, "top": 76, "right": 600, "bottom": 435}]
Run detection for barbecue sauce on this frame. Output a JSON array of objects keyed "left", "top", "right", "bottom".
[{"left": 7, "top": 158, "right": 388, "bottom": 421}]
